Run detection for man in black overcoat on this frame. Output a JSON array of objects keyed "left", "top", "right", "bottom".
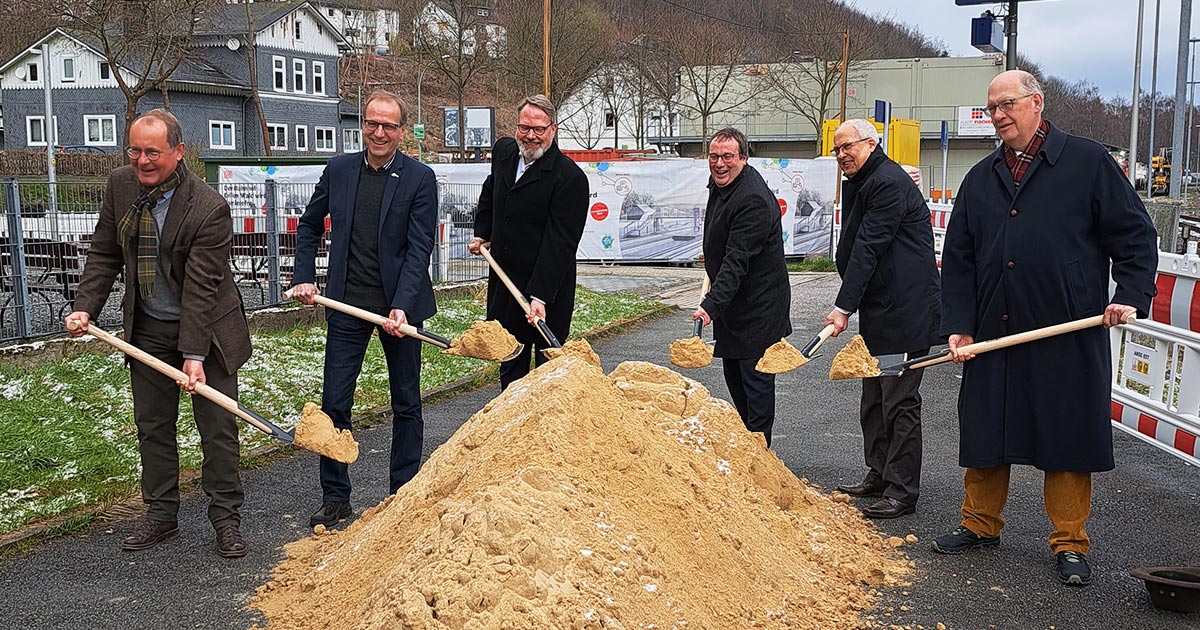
[
  {"left": 825, "top": 119, "right": 941, "bottom": 520},
  {"left": 470, "top": 95, "right": 589, "bottom": 389},
  {"left": 693, "top": 127, "right": 792, "bottom": 446},
  {"left": 933, "top": 70, "right": 1158, "bottom": 587}
]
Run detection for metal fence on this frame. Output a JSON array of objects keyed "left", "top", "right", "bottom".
[{"left": 0, "top": 178, "right": 487, "bottom": 345}]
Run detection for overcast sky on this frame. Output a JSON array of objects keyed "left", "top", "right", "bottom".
[{"left": 849, "top": 0, "right": 1199, "bottom": 101}]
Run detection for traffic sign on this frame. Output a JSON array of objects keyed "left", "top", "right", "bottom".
[{"left": 414, "top": 124, "right": 425, "bottom": 139}]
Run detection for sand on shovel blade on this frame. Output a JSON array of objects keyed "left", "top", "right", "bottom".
[
  {"left": 755, "top": 338, "right": 809, "bottom": 374},
  {"left": 669, "top": 335, "right": 712, "bottom": 368},
  {"left": 829, "top": 334, "right": 881, "bottom": 380},
  {"left": 293, "top": 402, "right": 359, "bottom": 463},
  {"left": 445, "top": 320, "right": 522, "bottom": 361}
]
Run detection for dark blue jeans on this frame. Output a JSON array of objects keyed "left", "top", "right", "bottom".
[{"left": 319, "top": 309, "right": 423, "bottom": 501}]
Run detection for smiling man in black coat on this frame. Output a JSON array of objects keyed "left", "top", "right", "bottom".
[
  {"left": 934, "top": 70, "right": 1158, "bottom": 587},
  {"left": 469, "top": 95, "right": 589, "bottom": 390},
  {"left": 826, "top": 119, "right": 941, "bottom": 520},
  {"left": 693, "top": 127, "right": 792, "bottom": 447}
]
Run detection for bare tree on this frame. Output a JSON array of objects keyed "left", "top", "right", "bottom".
[
  {"left": 496, "top": 0, "right": 615, "bottom": 104},
  {"left": 557, "top": 83, "right": 605, "bottom": 150},
  {"left": 54, "top": 0, "right": 218, "bottom": 139},
  {"left": 244, "top": 1, "right": 270, "bottom": 156}
]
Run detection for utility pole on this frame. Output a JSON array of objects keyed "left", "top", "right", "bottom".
[
  {"left": 1148, "top": 0, "right": 1162, "bottom": 197},
  {"left": 839, "top": 26, "right": 850, "bottom": 122},
  {"left": 1129, "top": 0, "right": 1145, "bottom": 189},
  {"left": 1170, "top": 0, "right": 1193, "bottom": 198},
  {"left": 542, "top": 0, "right": 550, "bottom": 98},
  {"left": 1004, "top": 0, "right": 1018, "bottom": 70},
  {"left": 41, "top": 43, "right": 58, "bottom": 239}
]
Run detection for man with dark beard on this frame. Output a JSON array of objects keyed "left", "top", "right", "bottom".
[{"left": 469, "top": 95, "right": 589, "bottom": 389}]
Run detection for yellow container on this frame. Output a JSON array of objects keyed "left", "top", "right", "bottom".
[{"left": 822, "top": 118, "right": 921, "bottom": 167}]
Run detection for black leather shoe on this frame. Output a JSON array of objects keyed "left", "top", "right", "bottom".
[
  {"left": 121, "top": 519, "right": 179, "bottom": 551},
  {"left": 931, "top": 525, "right": 1001, "bottom": 554},
  {"left": 836, "top": 482, "right": 886, "bottom": 498},
  {"left": 309, "top": 501, "right": 352, "bottom": 527},
  {"left": 215, "top": 523, "right": 248, "bottom": 558},
  {"left": 1056, "top": 551, "right": 1092, "bottom": 586},
  {"left": 861, "top": 497, "right": 916, "bottom": 519}
]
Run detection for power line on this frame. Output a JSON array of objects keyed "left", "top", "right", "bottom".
[{"left": 651, "top": 0, "right": 844, "bottom": 37}]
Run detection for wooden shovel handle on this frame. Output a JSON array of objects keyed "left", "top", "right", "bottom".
[
  {"left": 699, "top": 272, "right": 711, "bottom": 300},
  {"left": 801, "top": 324, "right": 837, "bottom": 357},
  {"left": 908, "top": 314, "right": 1108, "bottom": 370},
  {"left": 68, "top": 321, "right": 283, "bottom": 439},
  {"left": 286, "top": 290, "right": 450, "bottom": 349},
  {"left": 479, "top": 245, "right": 558, "bottom": 347}
]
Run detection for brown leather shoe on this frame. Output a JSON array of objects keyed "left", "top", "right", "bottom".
[
  {"left": 835, "top": 481, "right": 886, "bottom": 498},
  {"left": 862, "top": 497, "right": 916, "bottom": 519},
  {"left": 215, "top": 523, "right": 248, "bottom": 558},
  {"left": 121, "top": 519, "right": 179, "bottom": 551}
]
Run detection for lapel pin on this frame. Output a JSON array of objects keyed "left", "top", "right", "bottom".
[{"left": 391, "top": 172, "right": 399, "bottom": 178}]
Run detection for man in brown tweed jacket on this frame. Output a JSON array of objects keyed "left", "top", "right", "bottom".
[{"left": 66, "top": 109, "right": 253, "bottom": 558}]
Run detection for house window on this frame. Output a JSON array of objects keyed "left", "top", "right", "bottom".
[
  {"left": 293, "top": 59, "right": 305, "bottom": 94},
  {"left": 343, "top": 128, "right": 362, "bottom": 152},
  {"left": 273, "top": 56, "right": 286, "bottom": 91},
  {"left": 294, "top": 21, "right": 302, "bottom": 40},
  {"left": 313, "top": 62, "right": 325, "bottom": 95},
  {"left": 267, "top": 124, "right": 287, "bottom": 150},
  {"left": 26, "top": 62, "right": 39, "bottom": 83},
  {"left": 327, "top": 8, "right": 334, "bottom": 16},
  {"left": 209, "top": 120, "right": 235, "bottom": 150},
  {"left": 604, "top": 110, "right": 615, "bottom": 129},
  {"left": 62, "top": 58, "right": 75, "bottom": 82},
  {"left": 26, "top": 116, "right": 57, "bottom": 146},
  {"left": 99, "top": 62, "right": 110, "bottom": 80},
  {"left": 84, "top": 115, "right": 116, "bottom": 146},
  {"left": 295, "top": 125, "right": 308, "bottom": 152},
  {"left": 315, "top": 127, "right": 335, "bottom": 152}
]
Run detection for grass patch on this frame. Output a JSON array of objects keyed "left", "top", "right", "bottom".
[
  {"left": 787, "top": 256, "right": 837, "bottom": 272},
  {"left": 0, "top": 286, "right": 655, "bottom": 536}
]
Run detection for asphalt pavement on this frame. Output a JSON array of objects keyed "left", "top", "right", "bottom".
[{"left": 2, "top": 271, "right": 1199, "bottom": 630}]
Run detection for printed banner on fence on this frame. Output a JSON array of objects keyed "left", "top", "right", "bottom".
[{"left": 217, "top": 156, "right": 838, "bottom": 260}]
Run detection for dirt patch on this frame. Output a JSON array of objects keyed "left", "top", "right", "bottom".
[
  {"left": 668, "top": 335, "right": 712, "bottom": 369},
  {"left": 254, "top": 351, "right": 909, "bottom": 629},
  {"left": 830, "top": 335, "right": 880, "bottom": 380},
  {"left": 756, "top": 338, "right": 808, "bottom": 374},
  {"left": 292, "top": 402, "right": 359, "bottom": 464},
  {"left": 445, "top": 320, "right": 521, "bottom": 362}
]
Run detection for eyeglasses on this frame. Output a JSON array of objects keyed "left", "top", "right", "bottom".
[
  {"left": 830, "top": 137, "right": 870, "bottom": 156},
  {"left": 985, "top": 93, "right": 1035, "bottom": 117},
  {"left": 363, "top": 119, "right": 401, "bottom": 134},
  {"left": 517, "top": 124, "right": 552, "bottom": 136},
  {"left": 707, "top": 152, "right": 740, "bottom": 164},
  {"left": 125, "top": 147, "right": 164, "bottom": 161}
]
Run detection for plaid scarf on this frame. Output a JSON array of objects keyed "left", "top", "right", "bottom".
[
  {"left": 1003, "top": 119, "right": 1050, "bottom": 186},
  {"left": 117, "top": 162, "right": 184, "bottom": 299}
]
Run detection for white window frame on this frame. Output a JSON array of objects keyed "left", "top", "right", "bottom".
[
  {"left": 295, "top": 125, "right": 308, "bottom": 152},
  {"left": 26, "top": 115, "right": 58, "bottom": 146},
  {"left": 83, "top": 115, "right": 117, "bottom": 146},
  {"left": 343, "top": 128, "right": 362, "bottom": 153},
  {"left": 26, "top": 62, "right": 39, "bottom": 83},
  {"left": 209, "top": 120, "right": 235, "bottom": 150},
  {"left": 61, "top": 57, "right": 75, "bottom": 82},
  {"left": 272, "top": 56, "right": 286, "bottom": 92},
  {"left": 292, "top": 59, "right": 305, "bottom": 94},
  {"left": 294, "top": 21, "right": 303, "bottom": 41},
  {"left": 267, "top": 124, "right": 288, "bottom": 151},
  {"left": 99, "top": 61, "right": 110, "bottom": 81},
  {"left": 315, "top": 127, "right": 336, "bottom": 152},
  {"left": 312, "top": 61, "right": 325, "bottom": 96}
]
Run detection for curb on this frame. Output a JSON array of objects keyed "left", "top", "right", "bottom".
[{"left": 0, "top": 302, "right": 676, "bottom": 554}]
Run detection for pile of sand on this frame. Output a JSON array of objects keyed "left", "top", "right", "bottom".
[
  {"left": 542, "top": 338, "right": 602, "bottom": 368},
  {"left": 668, "top": 335, "right": 713, "bottom": 369},
  {"left": 756, "top": 338, "right": 808, "bottom": 374},
  {"left": 830, "top": 335, "right": 881, "bottom": 380},
  {"left": 292, "top": 402, "right": 359, "bottom": 464},
  {"left": 254, "top": 353, "right": 909, "bottom": 629},
  {"left": 445, "top": 320, "right": 521, "bottom": 362}
]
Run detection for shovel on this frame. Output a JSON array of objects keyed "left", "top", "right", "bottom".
[
  {"left": 799, "top": 323, "right": 837, "bottom": 360},
  {"left": 284, "top": 290, "right": 524, "bottom": 362},
  {"left": 67, "top": 320, "right": 357, "bottom": 463},
  {"left": 479, "top": 245, "right": 562, "bottom": 349},
  {"left": 669, "top": 272, "right": 714, "bottom": 369},
  {"left": 845, "top": 314, "right": 1113, "bottom": 379}
]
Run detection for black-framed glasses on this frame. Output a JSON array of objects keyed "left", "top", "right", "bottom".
[
  {"left": 985, "top": 93, "right": 1035, "bottom": 117},
  {"left": 363, "top": 119, "right": 401, "bottom": 133},
  {"left": 517, "top": 124, "right": 551, "bottom": 135},
  {"left": 125, "top": 147, "right": 163, "bottom": 161},
  {"left": 707, "top": 152, "right": 740, "bottom": 164},
  {"left": 830, "top": 137, "right": 870, "bottom": 156}
]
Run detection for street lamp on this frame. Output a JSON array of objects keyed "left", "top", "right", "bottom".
[{"left": 417, "top": 54, "right": 451, "bottom": 163}]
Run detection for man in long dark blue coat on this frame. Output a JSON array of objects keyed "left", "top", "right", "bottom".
[{"left": 932, "top": 70, "right": 1158, "bottom": 587}]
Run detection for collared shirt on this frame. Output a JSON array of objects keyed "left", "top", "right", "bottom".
[
  {"left": 1003, "top": 119, "right": 1050, "bottom": 186},
  {"left": 516, "top": 156, "right": 533, "bottom": 182},
  {"left": 364, "top": 151, "right": 396, "bottom": 173}
]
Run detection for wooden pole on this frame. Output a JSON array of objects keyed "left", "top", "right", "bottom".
[
  {"left": 839, "top": 26, "right": 849, "bottom": 122},
  {"left": 542, "top": 0, "right": 551, "bottom": 97}
]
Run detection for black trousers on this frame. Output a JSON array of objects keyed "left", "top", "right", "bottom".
[
  {"left": 320, "top": 309, "right": 424, "bottom": 501},
  {"left": 498, "top": 336, "right": 554, "bottom": 391},
  {"left": 721, "top": 357, "right": 776, "bottom": 446},
  {"left": 129, "top": 311, "right": 243, "bottom": 528},
  {"left": 858, "top": 347, "right": 927, "bottom": 505}
]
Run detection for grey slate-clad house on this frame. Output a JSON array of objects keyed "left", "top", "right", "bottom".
[{"left": 0, "top": 1, "right": 360, "bottom": 157}]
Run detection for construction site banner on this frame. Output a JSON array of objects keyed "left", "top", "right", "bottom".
[
  {"left": 217, "top": 156, "right": 839, "bottom": 261},
  {"left": 431, "top": 157, "right": 838, "bottom": 261}
]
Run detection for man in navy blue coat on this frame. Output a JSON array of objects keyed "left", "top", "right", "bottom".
[
  {"left": 933, "top": 71, "right": 1158, "bottom": 587},
  {"left": 292, "top": 90, "right": 438, "bottom": 527}
]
